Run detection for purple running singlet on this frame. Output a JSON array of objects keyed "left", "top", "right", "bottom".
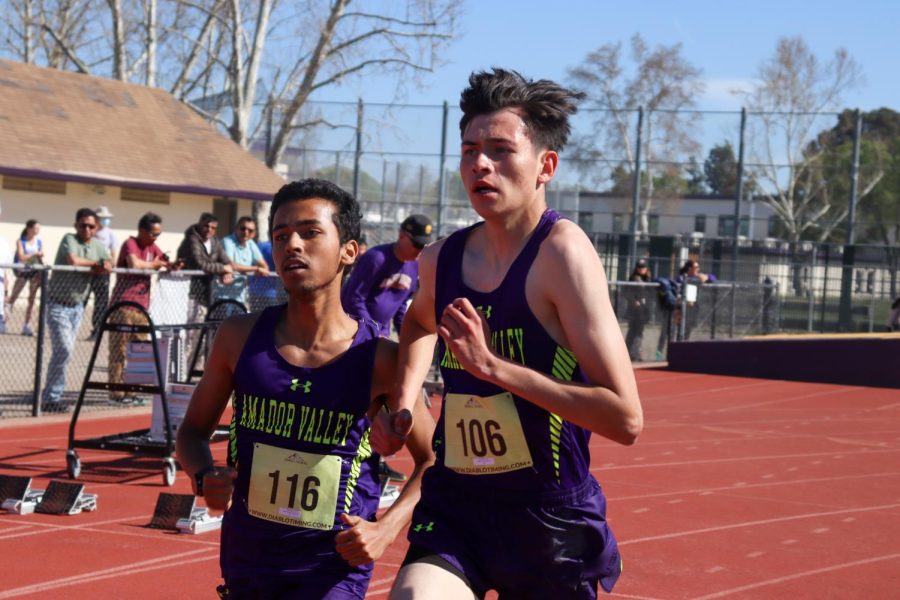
[
  {"left": 408, "top": 209, "right": 621, "bottom": 597},
  {"left": 220, "top": 305, "right": 382, "bottom": 597}
]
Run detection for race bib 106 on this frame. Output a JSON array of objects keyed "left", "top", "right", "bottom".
[{"left": 444, "top": 392, "right": 533, "bottom": 475}]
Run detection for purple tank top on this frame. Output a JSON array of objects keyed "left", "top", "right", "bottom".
[
  {"left": 431, "top": 209, "right": 592, "bottom": 493},
  {"left": 220, "top": 304, "right": 382, "bottom": 579}
]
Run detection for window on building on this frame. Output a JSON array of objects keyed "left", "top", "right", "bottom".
[
  {"left": 2, "top": 175, "right": 66, "bottom": 194},
  {"left": 213, "top": 198, "right": 238, "bottom": 237},
  {"left": 767, "top": 215, "right": 779, "bottom": 237},
  {"left": 612, "top": 213, "right": 626, "bottom": 233},
  {"left": 121, "top": 187, "right": 171, "bottom": 204},
  {"left": 648, "top": 214, "right": 660, "bottom": 235},
  {"left": 718, "top": 216, "right": 750, "bottom": 237},
  {"left": 577, "top": 211, "right": 593, "bottom": 232},
  {"left": 694, "top": 214, "right": 706, "bottom": 233}
]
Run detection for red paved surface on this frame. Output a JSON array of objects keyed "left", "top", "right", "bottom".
[{"left": 1, "top": 370, "right": 899, "bottom": 599}]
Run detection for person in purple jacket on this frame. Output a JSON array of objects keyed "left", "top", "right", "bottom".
[
  {"left": 176, "top": 179, "right": 435, "bottom": 599},
  {"left": 340, "top": 214, "right": 434, "bottom": 339},
  {"left": 376, "top": 69, "right": 644, "bottom": 599},
  {"left": 341, "top": 214, "right": 434, "bottom": 485}
]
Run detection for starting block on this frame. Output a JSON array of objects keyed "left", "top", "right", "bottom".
[
  {"left": 0, "top": 475, "right": 45, "bottom": 515},
  {"left": 35, "top": 480, "right": 98, "bottom": 515},
  {"left": 379, "top": 484, "right": 400, "bottom": 509},
  {"left": 149, "top": 493, "right": 222, "bottom": 534}
]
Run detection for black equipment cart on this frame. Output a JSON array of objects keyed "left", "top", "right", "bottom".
[{"left": 66, "top": 300, "right": 243, "bottom": 486}]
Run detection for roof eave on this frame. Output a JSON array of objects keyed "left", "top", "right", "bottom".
[{"left": 0, "top": 165, "right": 275, "bottom": 202}]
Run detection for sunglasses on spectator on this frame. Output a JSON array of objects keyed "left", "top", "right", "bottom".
[
  {"left": 77, "top": 223, "right": 97, "bottom": 230},
  {"left": 239, "top": 227, "right": 256, "bottom": 233}
]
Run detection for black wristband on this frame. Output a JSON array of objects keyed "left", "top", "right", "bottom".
[{"left": 194, "top": 466, "right": 215, "bottom": 496}]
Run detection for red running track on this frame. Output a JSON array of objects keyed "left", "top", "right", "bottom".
[{"left": 1, "top": 369, "right": 898, "bottom": 599}]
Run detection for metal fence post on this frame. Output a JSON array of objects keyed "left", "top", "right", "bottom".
[
  {"left": 847, "top": 108, "right": 862, "bottom": 245},
  {"left": 436, "top": 100, "right": 449, "bottom": 237},
  {"left": 729, "top": 283, "right": 736, "bottom": 338},
  {"left": 353, "top": 98, "right": 363, "bottom": 201},
  {"left": 732, "top": 107, "right": 747, "bottom": 281},
  {"left": 31, "top": 266, "right": 49, "bottom": 416},
  {"left": 806, "top": 246, "right": 816, "bottom": 332},
  {"left": 380, "top": 159, "right": 388, "bottom": 244},
  {"left": 629, "top": 106, "right": 644, "bottom": 268}
]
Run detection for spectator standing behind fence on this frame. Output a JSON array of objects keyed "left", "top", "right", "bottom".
[
  {"left": 888, "top": 297, "right": 900, "bottom": 332},
  {"left": 248, "top": 237, "right": 282, "bottom": 311},
  {"left": 0, "top": 202, "right": 11, "bottom": 335},
  {"left": 221, "top": 216, "right": 270, "bottom": 310},
  {"left": 222, "top": 216, "right": 269, "bottom": 277},
  {"left": 625, "top": 258, "right": 651, "bottom": 361},
  {"left": 42, "top": 208, "right": 111, "bottom": 413},
  {"left": 8, "top": 219, "right": 44, "bottom": 336},
  {"left": 176, "top": 212, "right": 233, "bottom": 324},
  {"left": 108, "top": 213, "right": 181, "bottom": 404},
  {"left": 87, "top": 206, "right": 118, "bottom": 339},
  {"left": 675, "top": 259, "right": 711, "bottom": 341},
  {"left": 340, "top": 215, "right": 433, "bottom": 485},
  {"left": 340, "top": 214, "right": 433, "bottom": 339}
]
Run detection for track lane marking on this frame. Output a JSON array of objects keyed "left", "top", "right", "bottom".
[
  {"left": 689, "top": 553, "right": 900, "bottom": 599},
  {"left": 620, "top": 503, "right": 900, "bottom": 545},
  {"left": 0, "top": 548, "right": 218, "bottom": 598}
]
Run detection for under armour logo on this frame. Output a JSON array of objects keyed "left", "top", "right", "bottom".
[
  {"left": 413, "top": 521, "right": 434, "bottom": 533},
  {"left": 290, "top": 379, "right": 312, "bottom": 393},
  {"left": 477, "top": 305, "right": 492, "bottom": 319}
]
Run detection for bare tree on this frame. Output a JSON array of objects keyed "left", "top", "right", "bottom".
[
  {"left": 567, "top": 33, "right": 705, "bottom": 233},
  {"left": 737, "top": 36, "right": 863, "bottom": 242},
  {"left": 2, "top": 0, "right": 459, "bottom": 153}
]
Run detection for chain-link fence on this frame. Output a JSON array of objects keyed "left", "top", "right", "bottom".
[
  {"left": 3, "top": 251, "right": 892, "bottom": 419},
  {"left": 257, "top": 101, "right": 900, "bottom": 251},
  {"left": 0, "top": 264, "right": 285, "bottom": 419}
]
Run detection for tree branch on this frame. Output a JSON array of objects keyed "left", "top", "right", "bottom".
[
  {"left": 39, "top": 22, "right": 92, "bottom": 74},
  {"left": 309, "top": 58, "right": 430, "bottom": 93}
]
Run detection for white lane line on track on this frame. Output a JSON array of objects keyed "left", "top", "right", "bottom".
[
  {"left": 0, "top": 518, "right": 221, "bottom": 546},
  {"left": 688, "top": 553, "right": 900, "bottom": 599},
  {"left": 620, "top": 503, "right": 900, "bottom": 545},
  {"left": 606, "top": 425, "right": 900, "bottom": 446},
  {"left": 0, "top": 525, "right": 35, "bottom": 535},
  {"left": 638, "top": 379, "right": 782, "bottom": 402},
  {"left": 0, "top": 548, "right": 218, "bottom": 598},
  {"left": 0, "top": 514, "right": 148, "bottom": 539},
  {"left": 713, "top": 386, "right": 856, "bottom": 413},
  {"left": 612, "top": 471, "right": 899, "bottom": 501},
  {"left": 590, "top": 448, "right": 900, "bottom": 472}
]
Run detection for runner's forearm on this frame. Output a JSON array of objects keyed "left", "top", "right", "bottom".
[
  {"left": 393, "top": 318, "right": 438, "bottom": 413},
  {"left": 481, "top": 354, "right": 642, "bottom": 445}
]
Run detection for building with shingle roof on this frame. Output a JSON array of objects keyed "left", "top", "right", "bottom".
[{"left": 0, "top": 59, "right": 284, "bottom": 258}]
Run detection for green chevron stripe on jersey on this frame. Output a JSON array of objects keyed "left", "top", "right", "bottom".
[
  {"left": 551, "top": 346, "right": 577, "bottom": 381},
  {"left": 550, "top": 346, "right": 579, "bottom": 482},
  {"left": 343, "top": 429, "right": 374, "bottom": 513}
]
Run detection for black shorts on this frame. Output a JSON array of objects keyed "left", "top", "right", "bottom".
[
  {"left": 14, "top": 268, "right": 39, "bottom": 281},
  {"left": 404, "top": 473, "right": 621, "bottom": 599}
]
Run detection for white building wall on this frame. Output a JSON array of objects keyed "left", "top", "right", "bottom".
[{"left": 0, "top": 178, "right": 258, "bottom": 263}]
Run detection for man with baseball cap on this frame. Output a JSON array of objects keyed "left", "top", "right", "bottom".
[
  {"left": 341, "top": 213, "right": 433, "bottom": 485},
  {"left": 341, "top": 214, "right": 433, "bottom": 340}
]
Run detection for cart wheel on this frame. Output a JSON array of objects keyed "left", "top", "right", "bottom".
[
  {"left": 66, "top": 451, "right": 81, "bottom": 479},
  {"left": 163, "top": 458, "right": 177, "bottom": 486}
]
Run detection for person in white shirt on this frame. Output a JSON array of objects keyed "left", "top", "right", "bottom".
[
  {"left": 87, "top": 205, "right": 119, "bottom": 338},
  {"left": 0, "top": 201, "right": 12, "bottom": 335}
]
